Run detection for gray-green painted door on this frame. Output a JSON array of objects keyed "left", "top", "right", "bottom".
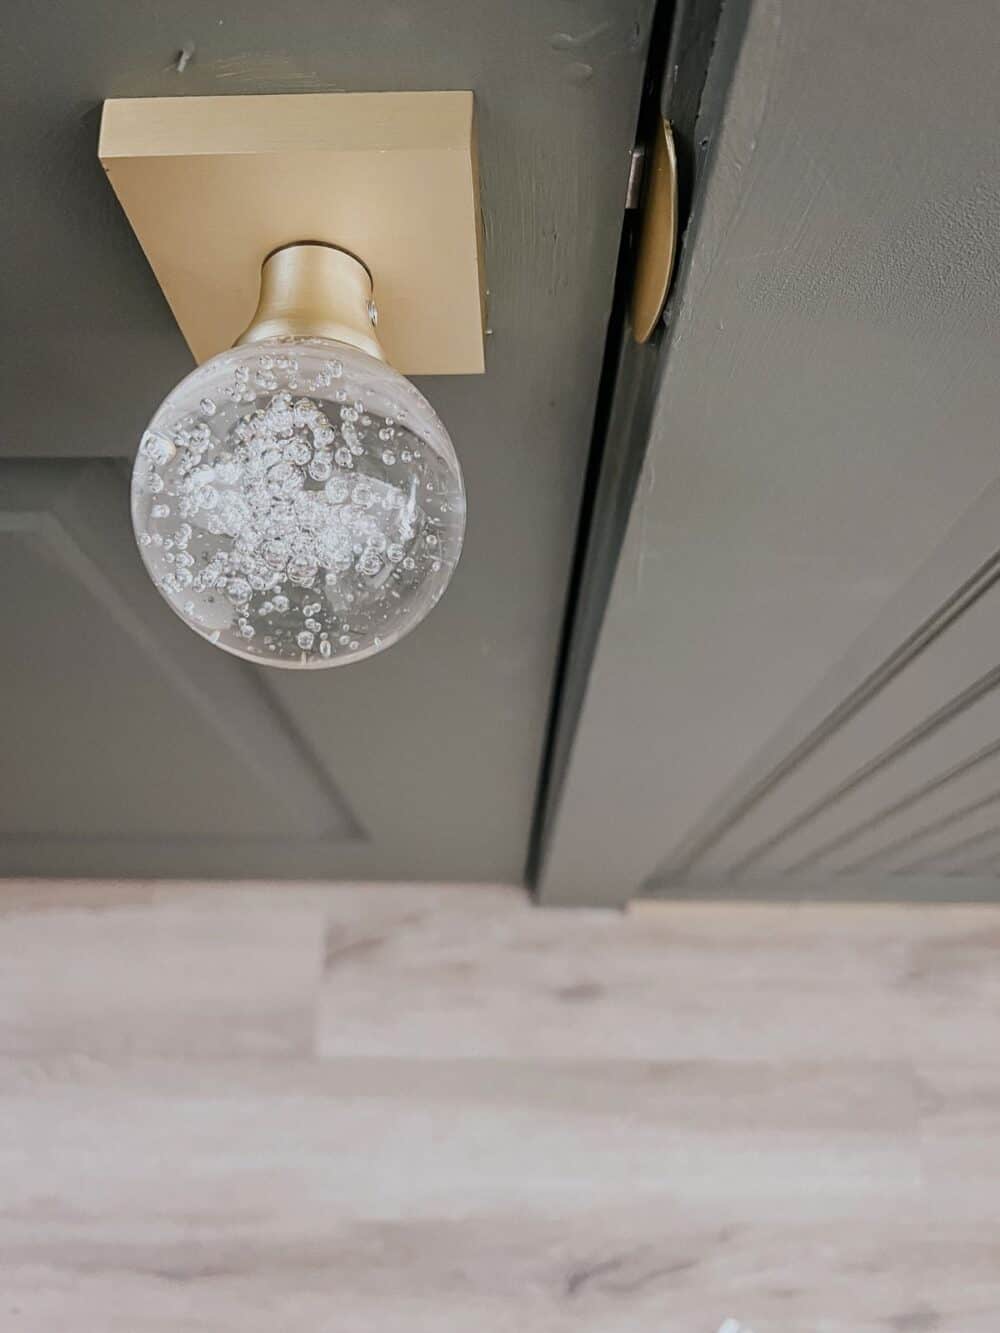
[
  {"left": 538, "top": 0, "right": 1000, "bottom": 906},
  {"left": 1, "top": 0, "right": 653, "bottom": 881}
]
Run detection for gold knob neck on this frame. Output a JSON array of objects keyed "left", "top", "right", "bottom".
[{"left": 236, "top": 242, "right": 386, "bottom": 362}]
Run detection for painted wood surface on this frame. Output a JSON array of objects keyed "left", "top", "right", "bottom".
[
  {"left": 1, "top": 0, "right": 654, "bottom": 885},
  {"left": 2, "top": 880, "right": 999, "bottom": 1330},
  {"left": 539, "top": 0, "right": 1000, "bottom": 906}
]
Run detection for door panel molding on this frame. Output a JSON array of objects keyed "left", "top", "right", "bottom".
[{"left": 0, "top": 461, "right": 362, "bottom": 848}]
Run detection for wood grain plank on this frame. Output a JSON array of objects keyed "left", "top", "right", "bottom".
[
  {"left": 2, "top": 882, "right": 1000, "bottom": 1331},
  {"left": 0, "top": 1055, "right": 923, "bottom": 1332},
  {"left": 0, "top": 882, "right": 326, "bottom": 1058},
  {"left": 319, "top": 890, "right": 1000, "bottom": 1065}
]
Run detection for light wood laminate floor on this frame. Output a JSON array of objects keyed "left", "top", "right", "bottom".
[{"left": 2, "top": 881, "right": 999, "bottom": 1331}]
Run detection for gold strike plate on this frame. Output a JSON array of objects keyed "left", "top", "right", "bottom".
[
  {"left": 630, "top": 118, "right": 678, "bottom": 343},
  {"left": 98, "top": 92, "right": 486, "bottom": 375}
]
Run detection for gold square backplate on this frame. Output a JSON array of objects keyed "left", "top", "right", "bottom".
[{"left": 99, "top": 92, "right": 485, "bottom": 375}]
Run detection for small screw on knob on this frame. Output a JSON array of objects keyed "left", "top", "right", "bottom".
[{"left": 367, "top": 299, "right": 379, "bottom": 327}]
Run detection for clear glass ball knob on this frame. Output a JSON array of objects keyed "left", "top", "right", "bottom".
[{"left": 131, "top": 337, "right": 465, "bottom": 667}]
